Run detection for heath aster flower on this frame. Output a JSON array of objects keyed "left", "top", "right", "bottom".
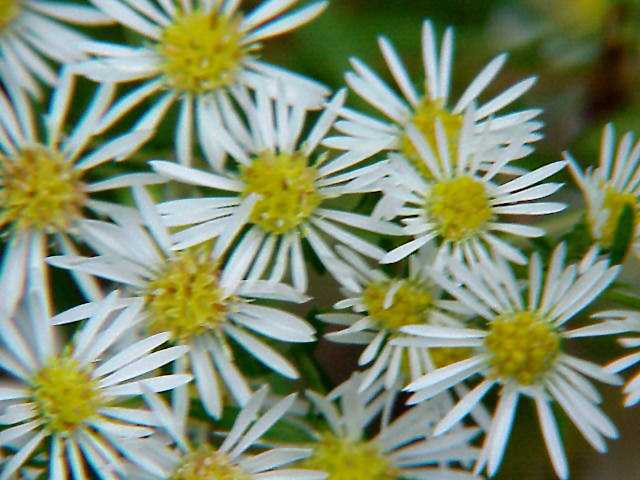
[
  {"left": 48, "top": 186, "right": 317, "bottom": 419},
  {"left": 567, "top": 123, "right": 640, "bottom": 256},
  {"left": 151, "top": 88, "right": 401, "bottom": 292},
  {"left": 319, "top": 245, "right": 475, "bottom": 393},
  {"left": 123, "top": 385, "right": 326, "bottom": 479},
  {"left": 0, "top": 69, "right": 157, "bottom": 319},
  {"left": 77, "top": 0, "right": 330, "bottom": 165},
  {"left": 0, "top": 0, "right": 110, "bottom": 105},
  {"left": 0, "top": 291, "right": 191, "bottom": 479},
  {"left": 400, "top": 245, "right": 623, "bottom": 479},
  {"left": 377, "top": 109, "right": 566, "bottom": 266},
  {"left": 326, "top": 19, "right": 542, "bottom": 180},
  {"left": 301, "top": 373, "right": 480, "bottom": 480}
]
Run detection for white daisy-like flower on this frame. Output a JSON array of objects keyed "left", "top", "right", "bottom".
[
  {"left": 325, "top": 18, "right": 542, "bottom": 180},
  {"left": 75, "top": 0, "right": 330, "bottom": 166},
  {"left": 0, "top": 0, "right": 111, "bottom": 105},
  {"left": 589, "top": 310, "right": 640, "bottom": 407},
  {"left": 300, "top": 373, "right": 480, "bottom": 480},
  {"left": 48, "top": 185, "right": 317, "bottom": 419},
  {"left": 377, "top": 108, "right": 566, "bottom": 266},
  {"left": 150, "top": 88, "right": 402, "bottom": 292},
  {"left": 0, "top": 68, "right": 158, "bottom": 319},
  {"left": 566, "top": 123, "right": 640, "bottom": 255},
  {"left": 397, "top": 244, "right": 624, "bottom": 479},
  {"left": 0, "top": 290, "right": 192, "bottom": 479},
  {"left": 123, "top": 385, "right": 326, "bottom": 480},
  {"left": 319, "top": 245, "right": 476, "bottom": 394}
]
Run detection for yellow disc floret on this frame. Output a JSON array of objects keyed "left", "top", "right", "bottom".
[
  {"left": 430, "top": 347, "right": 474, "bottom": 369},
  {"left": 400, "top": 98, "right": 463, "bottom": 179},
  {"left": 171, "top": 446, "right": 250, "bottom": 480},
  {"left": 362, "top": 279, "right": 433, "bottom": 331},
  {"left": 484, "top": 311, "right": 561, "bottom": 386},
  {"left": 427, "top": 176, "right": 493, "bottom": 242},
  {"left": 158, "top": 9, "right": 249, "bottom": 94},
  {"left": 0, "top": 0, "right": 19, "bottom": 31},
  {"left": 597, "top": 187, "right": 638, "bottom": 248},
  {"left": 145, "top": 248, "right": 229, "bottom": 342},
  {"left": 0, "top": 146, "right": 85, "bottom": 232},
  {"left": 241, "top": 151, "right": 323, "bottom": 234},
  {"left": 31, "top": 354, "right": 103, "bottom": 434},
  {"left": 300, "top": 433, "right": 398, "bottom": 480}
]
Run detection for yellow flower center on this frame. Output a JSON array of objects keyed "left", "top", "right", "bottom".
[
  {"left": 171, "top": 446, "right": 250, "bottom": 480},
  {"left": 484, "top": 311, "right": 560, "bottom": 386},
  {"left": 400, "top": 98, "right": 463, "bottom": 179},
  {"left": 430, "top": 347, "right": 474, "bottom": 369},
  {"left": 300, "top": 433, "right": 398, "bottom": 480},
  {"left": 427, "top": 176, "right": 493, "bottom": 242},
  {"left": 158, "top": 9, "right": 249, "bottom": 94},
  {"left": 0, "top": 0, "right": 19, "bottom": 31},
  {"left": 0, "top": 146, "right": 85, "bottom": 232},
  {"left": 241, "top": 151, "right": 323, "bottom": 234},
  {"left": 362, "top": 279, "right": 433, "bottom": 331},
  {"left": 145, "top": 248, "right": 229, "bottom": 342},
  {"left": 31, "top": 354, "right": 103, "bottom": 434},
  {"left": 597, "top": 188, "right": 638, "bottom": 247}
]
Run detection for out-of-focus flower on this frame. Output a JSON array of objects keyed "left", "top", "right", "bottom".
[
  {"left": 326, "top": 18, "right": 542, "bottom": 181},
  {"left": 0, "top": 0, "right": 111, "bottom": 105},
  {"left": 300, "top": 373, "right": 480, "bottom": 480},
  {"left": 125, "top": 386, "right": 326, "bottom": 480},
  {"left": 567, "top": 123, "right": 640, "bottom": 257}
]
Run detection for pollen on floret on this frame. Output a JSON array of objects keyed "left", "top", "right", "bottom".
[
  {"left": 0, "top": 146, "right": 85, "bottom": 233},
  {"left": 596, "top": 187, "right": 638, "bottom": 248},
  {"left": 484, "top": 311, "right": 561, "bottom": 386},
  {"left": 430, "top": 347, "right": 474, "bottom": 369},
  {"left": 300, "top": 433, "right": 398, "bottom": 480},
  {"left": 171, "top": 446, "right": 250, "bottom": 480},
  {"left": 241, "top": 151, "right": 323, "bottom": 235},
  {"left": 362, "top": 279, "right": 433, "bottom": 331},
  {"left": 400, "top": 98, "right": 463, "bottom": 179},
  {"left": 158, "top": 9, "right": 249, "bottom": 94},
  {"left": 31, "top": 354, "right": 103, "bottom": 434},
  {"left": 427, "top": 176, "right": 493, "bottom": 242},
  {"left": 145, "top": 247, "right": 230, "bottom": 343},
  {"left": 0, "top": 0, "right": 19, "bottom": 31}
]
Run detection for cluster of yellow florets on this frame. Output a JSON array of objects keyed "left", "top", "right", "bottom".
[
  {"left": 31, "top": 354, "right": 103, "bottom": 434},
  {"left": 300, "top": 433, "right": 398, "bottom": 480},
  {"left": 171, "top": 446, "right": 250, "bottom": 480},
  {"left": 242, "top": 151, "right": 323, "bottom": 234},
  {"left": 484, "top": 311, "right": 561, "bottom": 385},
  {"left": 145, "top": 248, "right": 229, "bottom": 342},
  {"left": 158, "top": 9, "right": 248, "bottom": 94},
  {"left": 427, "top": 175, "right": 494, "bottom": 242},
  {"left": 0, "top": 0, "right": 19, "bottom": 31},
  {"left": 430, "top": 347, "right": 474, "bottom": 369},
  {"left": 362, "top": 279, "right": 434, "bottom": 331},
  {"left": 0, "top": 146, "right": 85, "bottom": 232},
  {"left": 400, "top": 98, "right": 463, "bottom": 178}
]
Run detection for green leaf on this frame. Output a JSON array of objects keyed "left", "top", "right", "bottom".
[
  {"left": 603, "top": 290, "right": 640, "bottom": 310},
  {"left": 609, "top": 203, "right": 635, "bottom": 264}
]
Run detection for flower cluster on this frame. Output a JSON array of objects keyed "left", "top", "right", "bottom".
[{"left": 0, "top": 1, "right": 638, "bottom": 479}]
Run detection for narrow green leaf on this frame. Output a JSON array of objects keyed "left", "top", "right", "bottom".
[{"left": 609, "top": 203, "right": 634, "bottom": 264}]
